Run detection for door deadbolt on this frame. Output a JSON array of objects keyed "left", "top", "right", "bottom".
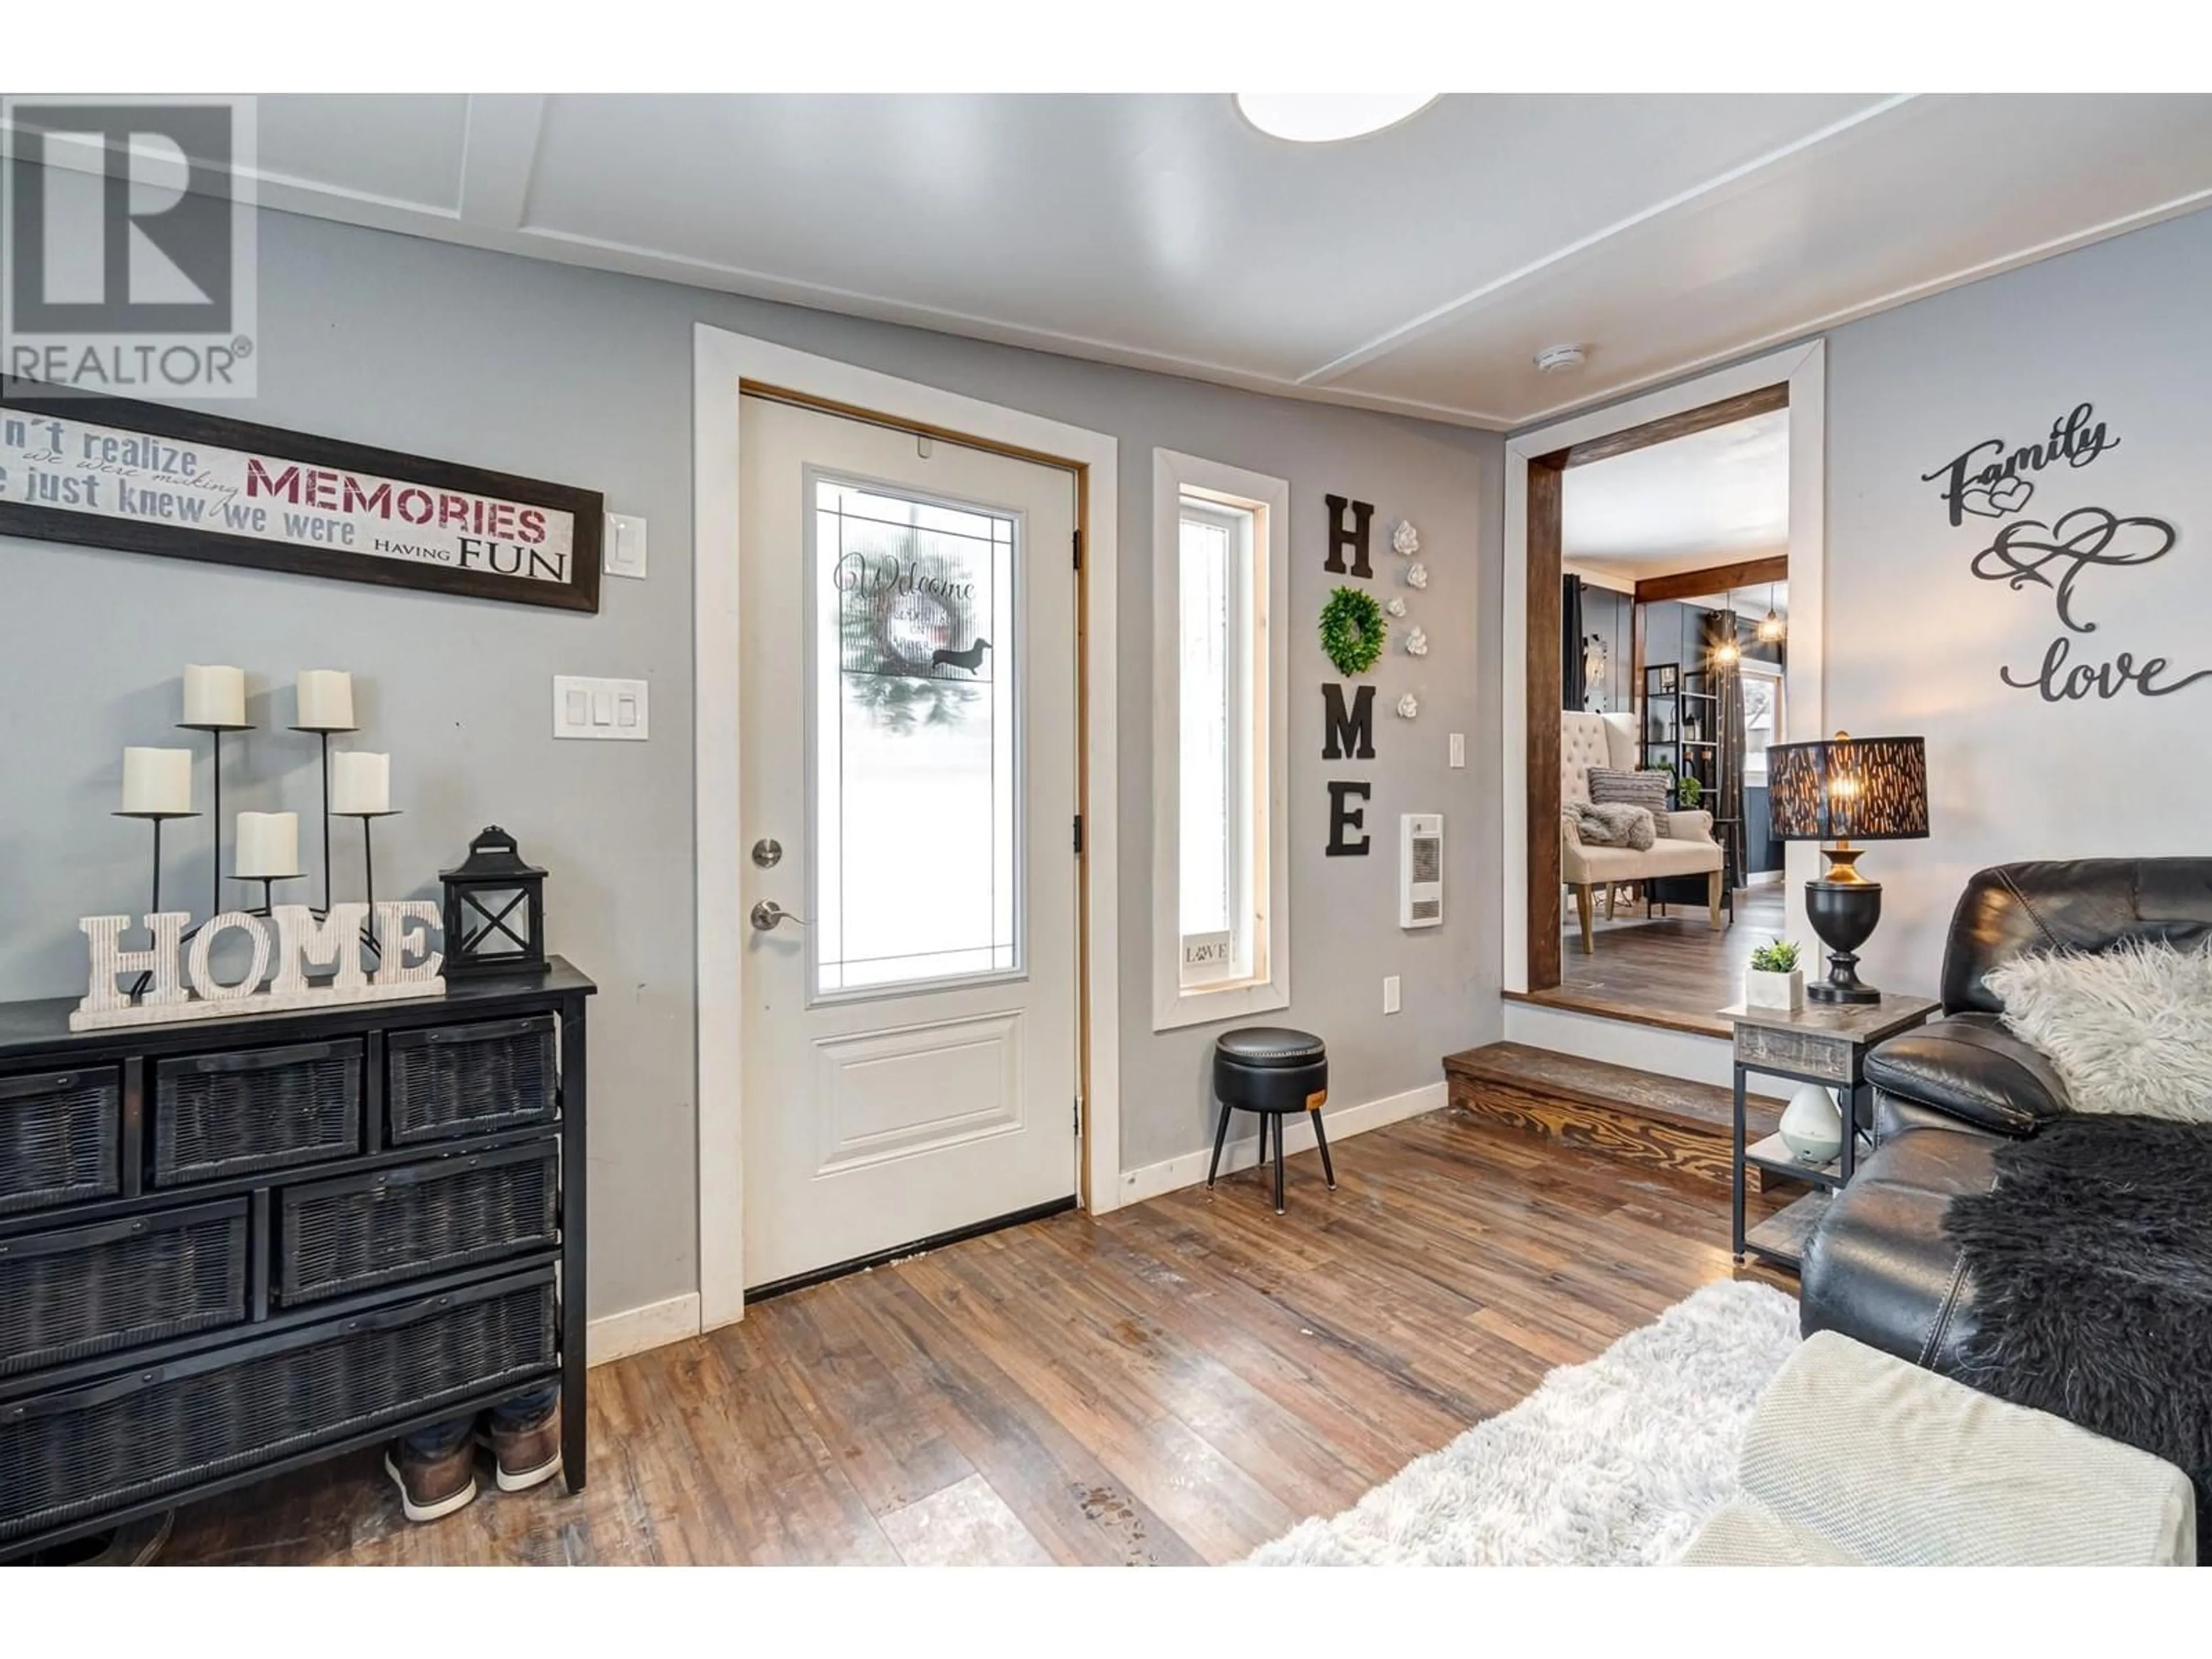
[{"left": 751, "top": 838, "right": 783, "bottom": 868}]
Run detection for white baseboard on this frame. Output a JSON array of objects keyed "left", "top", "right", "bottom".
[
  {"left": 1116, "top": 1079, "right": 1449, "bottom": 1207},
  {"left": 586, "top": 1291, "right": 702, "bottom": 1368}
]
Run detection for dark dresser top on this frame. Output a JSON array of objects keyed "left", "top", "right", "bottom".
[{"left": 0, "top": 957, "right": 594, "bottom": 1065}]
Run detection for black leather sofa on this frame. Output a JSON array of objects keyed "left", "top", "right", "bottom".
[{"left": 1800, "top": 857, "right": 2212, "bottom": 1372}]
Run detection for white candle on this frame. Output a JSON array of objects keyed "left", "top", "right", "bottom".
[
  {"left": 121, "top": 747, "right": 193, "bottom": 815},
  {"left": 235, "top": 810, "right": 301, "bottom": 878},
  {"left": 182, "top": 664, "right": 247, "bottom": 728},
  {"left": 296, "top": 669, "right": 355, "bottom": 731},
  {"left": 331, "top": 751, "right": 391, "bottom": 815}
]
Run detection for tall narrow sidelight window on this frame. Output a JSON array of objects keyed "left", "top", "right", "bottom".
[{"left": 1152, "top": 452, "right": 1290, "bottom": 1032}]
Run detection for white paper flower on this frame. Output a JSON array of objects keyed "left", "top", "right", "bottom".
[
  {"left": 1396, "top": 693, "right": 1419, "bottom": 720},
  {"left": 1405, "top": 627, "right": 1429, "bottom": 657},
  {"left": 1392, "top": 520, "right": 1420, "bottom": 556},
  {"left": 1385, "top": 596, "right": 1407, "bottom": 618},
  {"left": 1406, "top": 563, "right": 1429, "bottom": 590}
]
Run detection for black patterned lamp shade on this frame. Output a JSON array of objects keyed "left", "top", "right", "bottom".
[
  {"left": 439, "top": 825, "right": 548, "bottom": 979},
  {"left": 1768, "top": 735, "right": 1929, "bottom": 843}
]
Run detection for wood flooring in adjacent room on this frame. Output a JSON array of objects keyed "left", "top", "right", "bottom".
[
  {"left": 160, "top": 1109, "right": 1782, "bottom": 1566},
  {"left": 1528, "top": 883, "right": 1787, "bottom": 1037}
]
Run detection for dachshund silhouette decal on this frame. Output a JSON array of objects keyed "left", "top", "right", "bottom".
[{"left": 930, "top": 637, "right": 992, "bottom": 676}]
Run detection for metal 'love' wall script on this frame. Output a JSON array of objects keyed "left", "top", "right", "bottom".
[{"left": 1921, "top": 400, "right": 2198, "bottom": 702}]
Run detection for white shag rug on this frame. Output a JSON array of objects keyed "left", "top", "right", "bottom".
[{"left": 1248, "top": 1278, "right": 1800, "bottom": 1566}]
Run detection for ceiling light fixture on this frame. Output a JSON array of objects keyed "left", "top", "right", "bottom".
[
  {"left": 1710, "top": 588, "right": 1743, "bottom": 671},
  {"left": 1758, "top": 581, "right": 1787, "bottom": 645},
  {"left": 1234, "top": 93, "right": 1438, "bottom": 144},
  {"left": 1533, "top": 344, "right": 1588, "bottom": 375}
]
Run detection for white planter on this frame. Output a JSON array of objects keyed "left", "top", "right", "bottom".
[{"left": 1746, "top": 967, "right": 1804, "bottom": 1012}]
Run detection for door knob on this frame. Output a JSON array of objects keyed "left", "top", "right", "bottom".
[{"left": 750, "top": 900, "right": 806, "bottom": 932}]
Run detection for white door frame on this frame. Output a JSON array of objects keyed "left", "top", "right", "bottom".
[
  {"left": 1502, "top": 339, "right": 1827, "bottom": 994},
  {"left": 692, "top": 324, "right": 1121, "bottom": 1330}
]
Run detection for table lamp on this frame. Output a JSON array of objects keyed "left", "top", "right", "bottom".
[{"left": 1767, "top": 733, "right": 1928, "bottom": 1004}]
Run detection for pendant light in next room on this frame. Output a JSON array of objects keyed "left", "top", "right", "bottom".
[
  {"left": 1709, "top": 588, "right": 1741, "bottom": 671},
  {"left": 1757, "top": 581, "right": 1787, "bottom": 645}
]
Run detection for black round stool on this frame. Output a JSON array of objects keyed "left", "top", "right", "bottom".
[{"left": 1208, "top": 1027, "right": 1332, "bottom": 1215}]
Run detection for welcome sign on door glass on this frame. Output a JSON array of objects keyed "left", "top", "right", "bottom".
[{"left": 813, "top": 478, "right": 1020, "bottom": 994}]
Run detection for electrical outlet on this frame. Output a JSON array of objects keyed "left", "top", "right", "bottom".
[
  {"left": 1449, "top": 732, "right": 1465, "bottom": 768},
  {"left": 1382, "top": 975, "right": 1401, "bottom": 1015}
]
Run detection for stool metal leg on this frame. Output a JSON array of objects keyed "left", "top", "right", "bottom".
[
  {"left": 1272, "top": 1113, "right": 1286, "bottom": 1214},
  {"left": 1310, "top": 1108, "right": 1336, "bottom": 1190},
  {"left": 1207, "top": 1103, "right": 1233, "bottom": 1190}
]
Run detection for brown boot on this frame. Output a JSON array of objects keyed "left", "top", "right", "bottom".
[
  {"left": 484, "top": 1403, "right": 562, "bottom": 1493},
  {"left": 384, "top": 1439, "right": 479, "bottom": 1523}
]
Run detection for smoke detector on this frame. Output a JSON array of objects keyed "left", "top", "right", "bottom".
[{"left": 1534, "top": 344, "right": 1588, "bottom": 375}]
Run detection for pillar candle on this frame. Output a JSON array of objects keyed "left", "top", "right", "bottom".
[
  {"left": 235, "top": 810, "right": 301, "bottom": 878},
  {"left": 182, "top": 664, "right": 247, "bottom": 728},
  {"left": 331, "top": 751, "right": 391, "bottom": 815},
  {"left": 121, "top": 747, "right": 193, "bottom": 815},
  {"left": 296, "top": 669, "right": 355, "bottom": 730}
]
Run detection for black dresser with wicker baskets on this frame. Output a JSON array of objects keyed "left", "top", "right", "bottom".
[{"left": 0, "top": 959, "right": 592, "bottom": 1559}]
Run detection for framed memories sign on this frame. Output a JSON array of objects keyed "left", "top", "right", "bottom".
[{"left": 0, "top": 378, "right": 603, "bottom": 613}]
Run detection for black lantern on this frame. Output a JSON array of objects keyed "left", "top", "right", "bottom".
[{"left": 440, "top": 825, "right": 548, "bottom": 979}]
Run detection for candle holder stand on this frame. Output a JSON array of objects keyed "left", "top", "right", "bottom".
[
  {"left": 177, "top": 718, "right": 253, "bottom": 923},
  {"left": 116, "top": 809, "right": 199, "bottom": 998},
  {"left": 289, "top": 718, "right": 360, "bottom": 916},
  {"left": 233, "top": 872, "right": 308, "bottom": 920},
  {"left": 339, "top": 809, "right": 403, "bottom": 965}
]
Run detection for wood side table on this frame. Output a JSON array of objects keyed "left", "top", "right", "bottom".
[{"left": 1725, "top": 992, "right": 1938, "bottom": 1271}]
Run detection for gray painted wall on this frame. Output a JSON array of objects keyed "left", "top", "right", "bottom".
[
  {"left": 1823, "top": 207, "right": 2212, "bottom": 993},
  {"left": 0, "top": 207, "right": 1502, "bottom": 1318}
]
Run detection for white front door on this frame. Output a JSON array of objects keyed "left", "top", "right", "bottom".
[{"left": 738, "top": 393, "right": 1081, "bottom": 1291}]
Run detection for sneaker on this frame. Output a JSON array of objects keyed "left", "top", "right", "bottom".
[
  {"left": 383, "top": 1440, "right": 479, "bottom": 1523},
  {"left": 483, "top": 1403, "right": 562, "bottom": 1493}
]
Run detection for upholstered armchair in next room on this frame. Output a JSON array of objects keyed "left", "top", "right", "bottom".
[{"left": 1560, "top": 709, "right": 1725, "bottom": 952}]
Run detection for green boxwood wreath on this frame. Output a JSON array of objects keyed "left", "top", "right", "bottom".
[{"left": 1319, "top": 584, "right": 1387, "bottom": 677}]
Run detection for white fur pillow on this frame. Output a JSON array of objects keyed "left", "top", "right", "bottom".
[{"left": 1986, "top": 938, "right": 2212, "bottom": 1121}]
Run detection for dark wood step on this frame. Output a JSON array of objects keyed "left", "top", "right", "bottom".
[{"left": 1442, "top": 1041, "right": 1782, "bottom": 1191}]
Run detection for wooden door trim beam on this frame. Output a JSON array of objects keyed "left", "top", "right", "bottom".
[
  {"left": 1555, "top": 384, "right": 1788, "bottom": 470},
  {"left": 1631, "top": 554, "right": 1790, "bottom": 607}
]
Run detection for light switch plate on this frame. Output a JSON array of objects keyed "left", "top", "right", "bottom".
[
  {"left": 554, "top": 675, "right": 649, "bottom": 740},
  {"left": 1449, "top": 732, "right": 1465, "bottom": 768},
  {"left": 605, "top": 513, "right": 648, "bottom": 579},
  {"left": 1382, "top": 975, "right": 1401, "bottom": 1015}
]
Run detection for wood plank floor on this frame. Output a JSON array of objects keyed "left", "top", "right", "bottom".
[
  {"left": 1526, "top": 884, "right": 1786, "bottom": 1036},
  {"left": 159, "top": 1108, "right": 1788, "bottom": 1566}
]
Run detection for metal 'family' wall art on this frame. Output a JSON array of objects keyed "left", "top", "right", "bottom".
[{"left": 1922, "top": 399, "right": 2198, "bottom": 702}]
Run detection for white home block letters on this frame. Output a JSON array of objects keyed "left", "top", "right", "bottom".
[{"left": 71, "top": 901, "right": 445, "bottom": 1031}]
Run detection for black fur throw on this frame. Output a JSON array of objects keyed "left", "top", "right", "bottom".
[{"left": 1944, "top": 1115, "right": 2212, "bottom": 1560}]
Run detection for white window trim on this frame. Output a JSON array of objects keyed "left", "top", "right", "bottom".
[
  {"left": 1740, "top": 657, "right": 1785, "bottom": 786},
  {"left": 1151, "top": 449, "right": 1290, "bottom": 1033}
]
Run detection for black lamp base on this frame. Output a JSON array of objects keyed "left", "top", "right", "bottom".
[{"left": 1805, "top": 874, "right": 1885, "bottom": 1005}]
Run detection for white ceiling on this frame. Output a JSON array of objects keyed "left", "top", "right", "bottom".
[
  {"left": 1563, "top": 408, "right": 1789, "bottom": 583},
  {"left": 81, "top": 94, "right": 2212, "bottom": 429}
]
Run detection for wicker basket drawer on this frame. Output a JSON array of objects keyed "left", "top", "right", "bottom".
[
  {"left": 0, "top": 1267, "right": 555, "bottom": 1544},
  {"left": 0, "top": 1200, "right": 248, "bottom": 1378},
  {"left": 153, "top": 1040, "right": 363, "bottom": 1187},
  {"left": 277, "top": 1140, "right": 560, "bottom": 1306},
  {"left": 0, "top": 1069, "right": 122, "bottom": 1217},
  {"left": 387, "top": 1015, "right": 557, "bottom": 1145}
]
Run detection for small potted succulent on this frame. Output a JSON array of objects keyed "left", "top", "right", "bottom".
[{"left": 1747, "top": 937, "right": 1804, "bottom": 1012}]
